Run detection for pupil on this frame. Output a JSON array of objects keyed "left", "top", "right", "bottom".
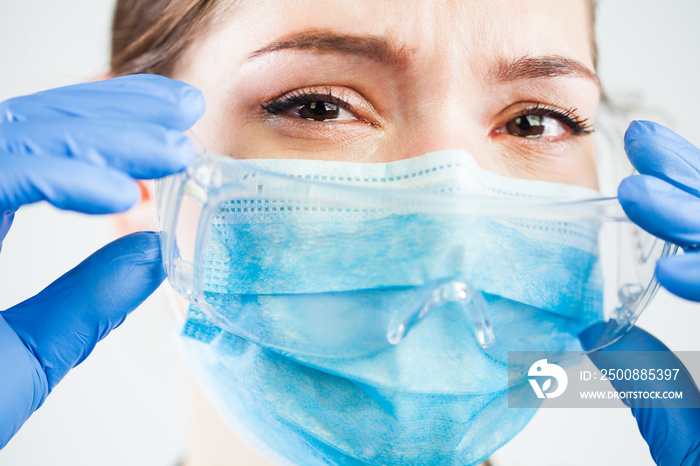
[
  {"left": 507, "top": 115, "right": 545, "bottom": 138},
  {"left": 311, "top": 102, "right": 326, "bottom": 116},
  {"left": 299, "top": 101, "right": 340, "bottom": 121}
]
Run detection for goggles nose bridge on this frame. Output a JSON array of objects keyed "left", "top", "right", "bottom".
[{"left": 387, "top": 280, "right": 495, "bottom": 349}]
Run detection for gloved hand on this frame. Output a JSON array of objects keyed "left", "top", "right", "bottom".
[
  {"left": 580, "top": 120, "right": 700, "bottom": 466},
  {"left": 580, "top": 325, "right": 700, "bottom": 466},
  {"left": 0, "top": 74, "right": 205, "bottom": 448},
  {"left": 618, "top": 120, "right": 700, "bottom": 301}
]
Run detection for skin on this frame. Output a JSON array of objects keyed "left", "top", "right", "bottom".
[
  {"left": 153, "top": 1, "right": 600, "bottom": 463},
  {"left": 174, "top": 0, "right": 600, "bottom": 188}
]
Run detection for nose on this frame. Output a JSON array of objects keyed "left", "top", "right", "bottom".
[{"left": 388, "top": 55, "right": 485, "bottom": 161}]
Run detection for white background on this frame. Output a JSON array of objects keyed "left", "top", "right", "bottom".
[{"left": 0, "top": 1, "right": 699, "bottom": 465}]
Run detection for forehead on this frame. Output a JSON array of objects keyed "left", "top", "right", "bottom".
[{"left": 225, "top": 0, "right": 595, "bottom": 69}]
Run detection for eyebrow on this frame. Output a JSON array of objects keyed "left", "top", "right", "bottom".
[
  {"left": 491, "top": 55, "right": 599, "bottom": 86},
  {"left": 249, "top": 31, "right": 599, "bottom": 86},
  {"left": 248, "top": 30, "right": 414, "bottom": 70}
]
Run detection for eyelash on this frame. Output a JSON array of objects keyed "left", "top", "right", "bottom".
[
  {"left": 260, "top": 88, "right": 353, "bottom": 115},
  {"left": 260, "top": 90, "right": 593, "bottom": 136},
  {"left": 519, "top": 103, "right": 594, "bottom": 136}
]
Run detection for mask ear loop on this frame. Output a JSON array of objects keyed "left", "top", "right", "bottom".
[{"left": 387, "top": 280, "right": 495, "bottom": 349}]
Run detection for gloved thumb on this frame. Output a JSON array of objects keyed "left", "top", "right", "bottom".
[
  {"left": 579, "top": 325, "right": 700, "bottom": 466},
  {"left": 0, "top": 231, "right": 165, "bottom": 448}
]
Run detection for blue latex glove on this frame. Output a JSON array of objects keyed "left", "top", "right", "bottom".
[
  {"left": 580, "top": 121, "right": 700, "bottom": 466},
  {"left": 580, "top": 326, "right": 700, "bottom": 466},
  {"left": 619, "top": 121, "right": 700, "bottom": 301},
  {"left": 0, "top": 74, "right": 204, "bottom": 448}
]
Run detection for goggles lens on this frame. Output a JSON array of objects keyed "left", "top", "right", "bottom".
[{"left": 157, "top": 153, "right": 676, "bottom": 360}]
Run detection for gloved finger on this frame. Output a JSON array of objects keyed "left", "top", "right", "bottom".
[
  {"left": 655, "top": 253, "right": 700, "bottom": 302},
  {"left": 625, "top": 120, "right": 700, "bottom": 198},
  {"left": 0, "top": 74, "right": 205, "bottom": 132},
  {"left": 0, "top": 119, "right": 195, "bottom": 179},
  {"left": 2, "top": 232, "right": 165, "bottom": 389},
  {"left": 0, "top": 153, "right": 140, "bottom": 213},
  {"left": 579, "top": 325, "right": 700, "bottom": 466},
  {"left": 0, "top": 231, "right": 165, "bottom": 448},
  {"left": 618, "top": 174, "right": 700, "bottom": 248}
]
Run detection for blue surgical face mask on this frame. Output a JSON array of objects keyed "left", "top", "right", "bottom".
[{"left": 173, "top": 149, "right": 605, "bottom": 465}]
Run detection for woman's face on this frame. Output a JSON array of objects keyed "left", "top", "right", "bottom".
[
  {"left": 167, "top": 2, "right": 601, "bottom": 462},
  {"left": 175, "top": 0, "right": 599, "bottom": 186}
]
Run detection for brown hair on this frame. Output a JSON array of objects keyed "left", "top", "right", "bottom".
[{"left": 110, "top": 0, "right": 229, "bottom": 76}]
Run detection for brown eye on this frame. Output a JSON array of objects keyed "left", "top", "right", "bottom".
[
  {"left": 505, "top": 114, "right": 565, "bottom": 139},
  {"left": 506, "top": 115, "right": 545, "bottom": 138},
  {"left": 262, "top": 90, "right": 360, "bottom": 123},
  {"left": 297, "top": 102, "right": 341, "bottom": 121}
]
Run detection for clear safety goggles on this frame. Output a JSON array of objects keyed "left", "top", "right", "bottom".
[{"left": 156, "top": 153, "right": 677, "bottom": 360}]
